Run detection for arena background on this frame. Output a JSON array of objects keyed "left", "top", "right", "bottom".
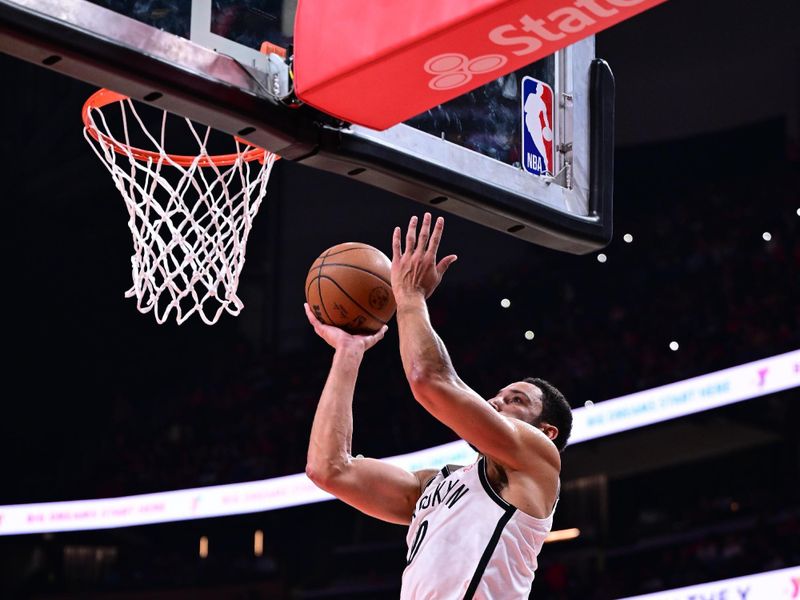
[{"left": 0, "top": 0, "right": 798, "bottom": 598}]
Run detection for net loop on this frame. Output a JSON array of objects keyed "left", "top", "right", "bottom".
[{"left": 83, "top": 89, "right": 277, "bottom": 325}]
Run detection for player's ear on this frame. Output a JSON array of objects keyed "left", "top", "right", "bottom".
[{"left": 540, "top": 422, "right": 558, "bottom": 443}]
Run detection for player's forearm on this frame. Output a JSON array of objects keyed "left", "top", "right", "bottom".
[
  {"left": 396, "top": 295, "right": 457, "bottom": 388},
  {"left": 306, "top": 345, "right": 364, "bottom": 484}
]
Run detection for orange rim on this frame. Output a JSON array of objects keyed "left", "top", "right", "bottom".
[{"left": 82, "top": 89, "right": 278, "bottom": 167}]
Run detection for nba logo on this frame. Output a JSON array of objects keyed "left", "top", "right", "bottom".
[{"left": 521, "top": 77, "right": 555, "bottom": 177}]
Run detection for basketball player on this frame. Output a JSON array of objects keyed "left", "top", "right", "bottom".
[{"left": 305, "top": 213, "right": 572, "bottom": 599}]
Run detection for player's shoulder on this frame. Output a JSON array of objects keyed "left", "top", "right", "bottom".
[{"left": 516, "top": 419, "right": 562, "bottom": 472}]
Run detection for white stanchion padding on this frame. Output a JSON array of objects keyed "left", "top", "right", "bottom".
[{"left": 83, "top": 94, "right": 276, "bottom": 325}]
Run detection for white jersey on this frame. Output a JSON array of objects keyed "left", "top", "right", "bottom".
[{"left": 401, "top": 457, "right": 556, "bottom": 600}]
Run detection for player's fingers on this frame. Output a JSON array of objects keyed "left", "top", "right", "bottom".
[
  {"left": 416, "top": 213, "right": 431, "bottom": 254},
  {"left": 437, "top": 254, "right": 458, "bottom": 275},
  {"left": 304, "top": 303, "right": 324, "bottom": 334},
  {"left": 427, "top": 216, "right": 445, "bottom": 257},
  {"left": 374, "top": 324, "right": 389, "bottom": 342},
  {"left": 391, "top": 227, "right": 402, "bottom": 261},
  {"left": 304, "top": 302, "right": 317, "bottom": 324},
  {"left": 364, "top": 325, "right": 388, "bottom": 349},
  {"left": 405, "top": 215, "right": 418, "bottom": 254}
]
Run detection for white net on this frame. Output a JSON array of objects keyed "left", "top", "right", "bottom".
[{"left": 83, "top": 97, "right": 276, "bottom": 325}]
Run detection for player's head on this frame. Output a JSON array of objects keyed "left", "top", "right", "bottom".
[{"left": 488, "top": 378, "right": 572, "bottom": 452}]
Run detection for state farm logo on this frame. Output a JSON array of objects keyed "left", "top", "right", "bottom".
[
  {"left": 423, "top": 0, "right": 654, "bottom": 92},
  {"left": 424, "top": 53, "right": 508, "bottom": 90}
]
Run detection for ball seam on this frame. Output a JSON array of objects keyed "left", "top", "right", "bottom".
[{"left": 308, "top": 274, "right": 388, "bottom": 326}]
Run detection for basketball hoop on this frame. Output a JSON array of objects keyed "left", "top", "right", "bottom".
[{"left": 82, "top": 89, "right": 278, "bottom": 325}]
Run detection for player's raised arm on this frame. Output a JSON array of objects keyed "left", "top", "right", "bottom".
[
  {"left": 391, "top": 214, "right": 560, "bottom": 475},
  {"left": 303, "top": 304, "right": 436, "bottom": 525}
]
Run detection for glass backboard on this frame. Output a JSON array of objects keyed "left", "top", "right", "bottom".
[{"left": 0, "top": 0, "right": 613, "bottom": 253}]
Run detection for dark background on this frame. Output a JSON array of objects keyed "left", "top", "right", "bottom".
[{"left": 0, "top": 0, "right": 798, "bottom": 598}]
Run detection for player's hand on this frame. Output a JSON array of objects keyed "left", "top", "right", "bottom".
[
  {"left": 304, "top": 303, "right": 387, "bottom": 353},
  {"left": 391, "top": 213, "right": 457, "bottom": 303}
]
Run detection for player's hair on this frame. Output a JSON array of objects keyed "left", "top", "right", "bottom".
[{"left": 524, "top": 377, "right": 572, "bottom": 452}]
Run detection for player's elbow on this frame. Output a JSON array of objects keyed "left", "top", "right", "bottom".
[
  {"left": 305, "top": 460, "right": 347, "bottom": 491},
  {"left": 305, "top": 463, "right": 333, "bottom": 490},
  {"left": 407, "top": 363, "right": 436, "bottom": 392},
  {"left": 407, "top": 358, "right": 451, "bottom": 384},
  {"left": 407, "top": 364, "right": 457, "bottom": 404}
]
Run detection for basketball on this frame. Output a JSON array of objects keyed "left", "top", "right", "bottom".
[
  {"left": 305, "top": 243, "right": 396, "bottom": 334},
  {"left": 542, "top": 126, "right": 553, "bottom": 142}
]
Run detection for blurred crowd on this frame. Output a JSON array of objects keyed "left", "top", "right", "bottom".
[
  {"left": 537, "top": 509, "right": 800, "bottom": 599},
  {"left": 534, "top": 437, "right": 800, "bottom": 599},
  {"left": 89, "top": 0, "right": 293, "bottom": 49}
]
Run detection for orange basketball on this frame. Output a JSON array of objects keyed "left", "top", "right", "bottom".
[{"left": 305, "top": 243, "right": 396, "bottom": 334}]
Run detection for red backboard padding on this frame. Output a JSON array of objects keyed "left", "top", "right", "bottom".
[{"left": 294, "top": 0, "right": 665, "bottom": 130}]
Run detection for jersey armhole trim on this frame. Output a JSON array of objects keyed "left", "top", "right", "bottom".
[
  {"left": 421, "top": 472, "right": 438, "bottom": 491},
  {"left": 478, "top": 457, "right": 514, "bottom": 511},
  {"left": 441, "top": 464, "right": 463, "bottom": 478}
]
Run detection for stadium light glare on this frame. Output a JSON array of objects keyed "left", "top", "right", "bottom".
[{"left": 254, "top": 530, "right": 264, "bottom": 557}]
